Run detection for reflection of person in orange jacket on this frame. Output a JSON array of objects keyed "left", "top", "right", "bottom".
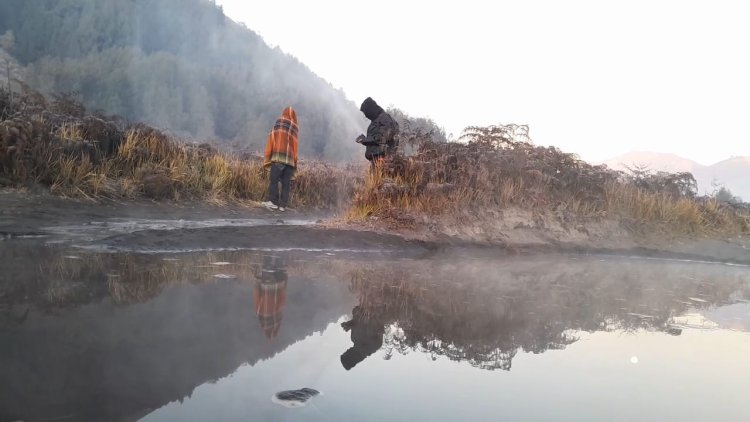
[
  {"left": 253, "top": 255, "right": 288, "bottom": 339},
  {"left": 340, "top": 305, "right": 384, "bottom": 370}
]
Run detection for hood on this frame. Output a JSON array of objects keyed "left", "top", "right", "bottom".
[
  {"left": 340, "top": 347, "right": 366, "bottom": 370},
  {"left": 360, "top": 97, "right": 384, "bottom": 121},
  {"left": 280, "top": 106, "right": 298, "bottom": 125}
]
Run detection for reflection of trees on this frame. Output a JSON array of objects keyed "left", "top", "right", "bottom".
[
  {"left": 344, "top": 259, "right": 750, "bottom": 371},
  {"left": 0, "top": 246, "right": 280, "bottom": 313},
  {"left": 0, "top": 247, "right": 352, "bottom": 422},
  {"left": 3, "top": 242, "right": 750, "bottom": 374}
]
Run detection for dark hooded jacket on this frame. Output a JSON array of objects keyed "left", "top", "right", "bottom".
[
  {"left": 360, "top": 97, "right": 399, "bottom": 160},
  {"left": 340, "top": 306, "right": 384, "bottom": 370}
]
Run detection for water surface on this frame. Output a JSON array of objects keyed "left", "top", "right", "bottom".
[{"left": 1, "top": 237, "right": 749, "bottom": 421}]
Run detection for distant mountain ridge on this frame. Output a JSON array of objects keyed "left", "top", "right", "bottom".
[{"left": 603, "top": 151, "right": 750, "bottom": 201}]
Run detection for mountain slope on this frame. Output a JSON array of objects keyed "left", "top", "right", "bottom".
[
  {"left": 0, "top": 0, "right": 365, "bottom": 160},
  {"left": 604, "top": 152, "right": 750, "bottom": 200},
  {"left": 603, "top": 151, "right": 702, "bottom": 174}
]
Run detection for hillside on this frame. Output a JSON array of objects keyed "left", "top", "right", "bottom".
[
  {"left": 604, "top": 151, "right": 750, "bottom": 200},
  {"left": 0, "top": 0, "right": 365, "bottom": 161}
]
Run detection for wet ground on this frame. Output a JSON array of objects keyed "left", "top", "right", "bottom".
[{"left": 2, "top": 193, "right": 750, "bottom": 421}]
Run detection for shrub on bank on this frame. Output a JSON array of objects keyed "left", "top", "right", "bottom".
[{"left": 349, "top": 125, "right": 749, "bottom": 236}]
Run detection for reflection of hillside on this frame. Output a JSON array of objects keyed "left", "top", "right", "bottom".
[
  {"left": 340, "top": 257, "right": 750, "bottom": 371},
  {"left": 0, "top": 244, "right": 337, "bottom": 310},
  {"left": 0, "top": 248, "right": 351, "bottom": 422},
  {"left": 2, "top": 243, "right": 750, "bottom": 420}
]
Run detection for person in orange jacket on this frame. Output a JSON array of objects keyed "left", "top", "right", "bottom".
[{"left": 262, "top": 107, "right": 298, "bottom": 211}]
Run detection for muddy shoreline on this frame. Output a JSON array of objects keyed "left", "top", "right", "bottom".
[{"left": 2, "top": 190, "right": 748, "bottom": 265}]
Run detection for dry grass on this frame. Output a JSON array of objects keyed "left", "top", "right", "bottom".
[
  {"left": 347, "top": 127, "right": 750, "bottom": 236},
  {"left": 605, "top": 182, "right": 750, "bottom": 235},
  {"left": 0, "top": 91, "right": 358, "bottom": 209},
  {"left": 3, "top": 89, "right": 748, "bottom": 234}
]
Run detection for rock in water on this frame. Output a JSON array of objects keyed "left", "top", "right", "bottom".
[{"left": 272, "top": 388, "right": 320, "bottom": 408}]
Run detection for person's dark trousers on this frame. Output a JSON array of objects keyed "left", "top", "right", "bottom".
[{"left": 267, "top": 163, "right": 294, "bottom": 207}]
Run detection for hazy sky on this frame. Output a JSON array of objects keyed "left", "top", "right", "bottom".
[{"left": 215, "top": 0, "right": 749, "bottom": 165}]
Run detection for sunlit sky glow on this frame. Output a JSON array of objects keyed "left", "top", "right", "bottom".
[{"left": 215, "top": 0, "right": 749, "bottom": 165}]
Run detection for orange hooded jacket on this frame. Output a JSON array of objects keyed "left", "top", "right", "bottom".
[{"left": 263, "top": 107, "right": 299, "bottom": 169}]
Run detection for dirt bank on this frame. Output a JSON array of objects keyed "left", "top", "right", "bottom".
[
  {"left": 96, "top": 225, "right": 435, "bottom": 256},
  {"left": 0, "top": 190, "right": 325, "bottom": 236},
  {"left": 0, "top": 190, "right": 431, "bottom": 257},
  {"left": 333, "top": 207, "right": 750, "bottom": 265},
  {"left": 2, "top": 190, "right": 748, "bottom": 264}
]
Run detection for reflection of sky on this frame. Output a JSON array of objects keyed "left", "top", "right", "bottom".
[
  {"left": 704, "top": 302, "right": 750, "bottom": 333},
  {"left": 11, "top": 247, "right": 748, "bottom": 421},
  {"left": 143, "top": 308, "right": 750, "bottom": 422}
]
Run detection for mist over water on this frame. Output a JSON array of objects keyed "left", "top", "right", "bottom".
[{"left": 2, "top": 230, "right": 749, "bottom": 421}]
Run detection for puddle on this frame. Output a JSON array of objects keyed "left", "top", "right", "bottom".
[
  {"left": 1, "top": 243, "right": 750, "bottom": 421},
  {"left": 41, "top": 217, "right": 318, "bottom": 243}
]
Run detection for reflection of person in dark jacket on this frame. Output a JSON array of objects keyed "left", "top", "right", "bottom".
[
  {"left": 356, "top": 97, "right": 399, "bottom": 165},
  {"left": 253, "top": 255, "right": 288, "bottom": 339},
  {"left": 340, "top": 305, "right": 384, "bottom": 370}
]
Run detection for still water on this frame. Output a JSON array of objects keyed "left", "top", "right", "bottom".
[{"left": 2, "top": 241, "right": 750, "bottom": 421}]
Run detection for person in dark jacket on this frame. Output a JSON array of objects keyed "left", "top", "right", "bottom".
[
  {"left": 356, "top": 97, "right": 399, "bottom": 165},
  {"left": 340, "top": 305, "right": 384, "bottom": 370}
]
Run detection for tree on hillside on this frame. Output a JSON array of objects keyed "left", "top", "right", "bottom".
[
  {"left": 712, "top": 185, "right": 741, "bottom": 204},
  {"left": 0, "top": 0, "right": 369, "bottom": 161},
  {"left": 0, "top": 30, "right": 23, "bottom": 105},
  {"left": 624, "top": 164, "right": 698, "bottom": 199},
  {"left": 459, "top": 124, "right": 532, "bottom": 148},
  {"left": 387, "top": 107, "right": 447, "bottom": 154}
]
